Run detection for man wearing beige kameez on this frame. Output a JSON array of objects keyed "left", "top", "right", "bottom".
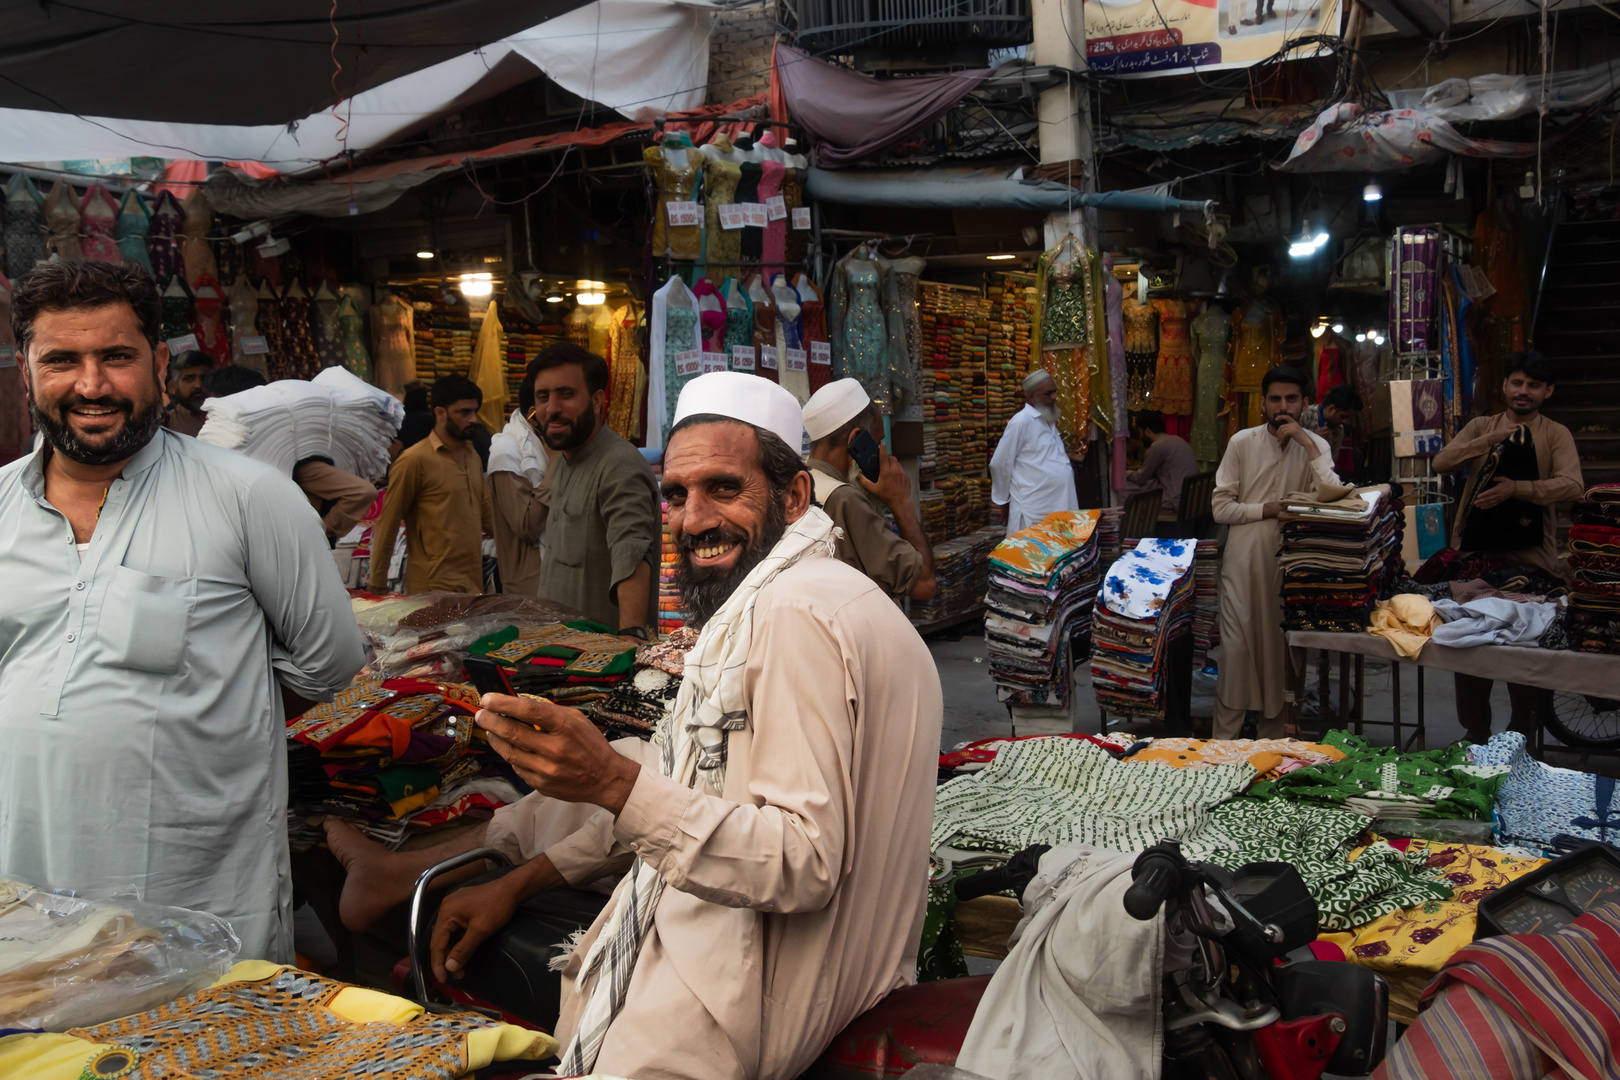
[{"left": 1211, "top": 367, "right": 1339, "bottom": 739}]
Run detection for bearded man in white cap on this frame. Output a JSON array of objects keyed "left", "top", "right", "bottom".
[
  {"left": 988, "top": 367, "right": 1078, "bottom": 533},
  {"left": 323, "top": 372, "right": 942, "bottom": 1080},
  {"left": 801, "top": 377, "right": 936, "bottom": 601}
]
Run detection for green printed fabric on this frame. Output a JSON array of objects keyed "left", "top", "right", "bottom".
[
  {"left": 1247, "top": 731, "right": 1508, "bottom": 820},
  {"left": 1205, "top": 798, "right": 1450, "bottom": 931},
  {"left": 931, "top": 737, "right": 1252, "bottom": 855}
]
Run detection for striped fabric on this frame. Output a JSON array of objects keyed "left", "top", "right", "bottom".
[{"left": 1376, "top": 901, "right": 1620, "bottom": 1080}]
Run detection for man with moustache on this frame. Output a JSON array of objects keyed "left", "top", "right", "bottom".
[
  {"left": 530, "top": 342, "right": 659, "bottom": 633},
  {"left": 367, "top": 373, "right": 494, "bottom": 595},
  {"left": 159, "top": 348, "right": 213, "bottom": 436},
  {"left": 1212, "top": 366, "right": 1340, "bottom": 739},
  {"left": 322, "top": 373, "right": 942, "bottom": 1080},
  {"left": 989, "top": 367, "right": 1078, "bottom": 532},
  {"left": 0, "top": 259, "right": 364, "bottom": 962}
]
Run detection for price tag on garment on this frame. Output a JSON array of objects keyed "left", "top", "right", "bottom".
[
  {"left": 766, "top": 195, "right": 788, "bottom": 221},
  {"left": 759, "top": 344, "right": 778, "bottom": 370},
  {"left": 666, "top": 201, "right": 701, "bottom": 228},
  {"left": 701, "top": 350, "right": 729, "bottom": 374},
  {"left": 673, "top": 349, "right": 702, "bottom": 377},
  {"left": 731, "top": 344, "right": 756, "bottom": 371},
  {"left": 792, "top": 207, "right": 812, "bottom": 230},
  {"left": 238, "top": 334, "right": 269, "bottom": 356},
  {"left": 0, "top": 346, "right": 14, "bottom": 369},
  {"left": 742, "top": 203, "right": 770, "bottom": 229},
  {"left": 166, "top": 333, "right": 198, "bottom": 354},
  {"left": 718, "top": 203, "right": 746, "bottom": 230},
  {"left": 785, "top": 347, "right": 808, "bottom": 372},
  {"left": 810, "top": 340, "right": 832, "bottom": 366}
]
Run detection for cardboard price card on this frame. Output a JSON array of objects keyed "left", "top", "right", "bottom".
[
  {"left": 0, "top": 345, "right": 14, "bottom": 369},
  {"left": 810, "top": 340, "right": 832, "bottom": 366},
  {"left": 792, "top": 207, "right": 812, "bottom": 230},
  {"left": 717, "top": 203, "right": 746, "bottom": 230},
  {"left": 742, "top": 203, "right": 769, "bottom": 229},
  {"left": 785, "top": 347, "right": 807, "bottom": 372},
  {"left": 759, "top": 345, "right": 778, "bottom": 370},
  {"left": 673, "top": 349, "right": 702, "bottom": 377},
  {"left": 666, "top": 201, "right": 701, "bottom": 228},
  {"left": 238, "top": 335, "right": 270, "bottom": 355},
  {"left": 766, "top": 195, "right": 788, "bottom": 221},
  {"left": 166, "top": 333, "right": 199, "bottom": 354},
  {"left": 731, "top": 344, "right": 756, "bottom": 371},
  {"left": 701, "top": 351, "right": 729, "bottom": 373}
]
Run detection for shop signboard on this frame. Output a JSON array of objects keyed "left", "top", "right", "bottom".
[{"left": 1084, "top": 0, "right": 1339, "bottom": 76}]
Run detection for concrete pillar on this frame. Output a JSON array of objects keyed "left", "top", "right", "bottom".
[{"left": 1031, "top": 0, "right": 1095, "bottom": 248}]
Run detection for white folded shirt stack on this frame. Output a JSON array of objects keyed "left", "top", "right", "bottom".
[{"left": 199, "top": 366, "right": 403, "bottom": 481}]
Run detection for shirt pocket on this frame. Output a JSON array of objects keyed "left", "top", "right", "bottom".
[
  {"left": 549, "top": 484, "right": 591, "bottom": 569},
  {"left": 99, "top": 564, "right": 194, "bottom": 675}
]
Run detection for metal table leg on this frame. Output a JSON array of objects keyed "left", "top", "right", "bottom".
[{"left": 1392, "top": 660, "right": 1402, "bottom": 750}]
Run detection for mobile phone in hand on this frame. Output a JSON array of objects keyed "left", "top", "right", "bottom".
[
  {"left": 848, "top": 428, "right": 882, "bottom": 483},
  {"left": 463, "top": 655, "right": 516, "bottom": 697}
]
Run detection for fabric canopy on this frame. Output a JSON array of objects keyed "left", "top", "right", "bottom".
[
  {"left": 806, "top": 167, "right": 1215, "bottom": 216},
  {"left": 1277, "top": 102, "right": 1542, "bottom": 173},
  {"left": 0, "top": 0, "right": 712, "bottom": 173},
  {"left": 774, "top": 44, "right": 992, "bottom": 168}
]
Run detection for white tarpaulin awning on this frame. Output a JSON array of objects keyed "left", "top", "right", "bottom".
[{"left": 0, "top": 0, "right": 711, "bottom": 175}]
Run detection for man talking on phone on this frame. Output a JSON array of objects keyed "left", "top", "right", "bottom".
[
  {"left": 1211, "top": 366, "right": 1339, "bottom": 739},
  {"left": 801, "top": 379, "right": 936, "bottom": 602}
]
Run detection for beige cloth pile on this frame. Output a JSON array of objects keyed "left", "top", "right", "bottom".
[{"left": 1368, "top": 594, "right": 1442, "bottom": 659}]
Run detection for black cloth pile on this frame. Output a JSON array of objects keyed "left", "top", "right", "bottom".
[
  {"left": 1566, "top": 488, "right": 1620, "bottom": 654},
  {"left": 1277, "top": 486, "right": 1404, "bottom": 632}
]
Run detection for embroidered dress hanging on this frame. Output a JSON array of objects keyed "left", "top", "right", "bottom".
[
  {"left": 1036, "top": 239, "right": 1107, "bottom": 455},
  {"left": 145, "top": 190, "right": 183, "bottom": 280},
  {"left": 1122, "top": 295, "right": 1158, "bottom": 412},
  {"left": 1150, "top": 298, "right": 1193, "bottom": 416},
  {"left": 0, "top": 272, "right": 28, "bottom": 464},
  {"left": 645, "top": 141, "right": 703, "bottom": 261},
  {"left": 158, "top": 274, "right": 192, "bottom": 343},
  {"left": 701, "top": 144, "right": 742, "bottom": 271},
  {"left": 337, "top": 295, "right": 372, "bottom": 381},
  {"left": 3, "top": 175, "right": 46, "bottom": 279},
  {"left": 41, "top": 181, "right": 82, "bottom": 260},
  {"left": 311, "top": 279, "right": 343, "bottom": 370},
  {"left": 278, "top": 280, "right": 323, "bottom": 380},
  {"left": 112, "top": 190, "right": 151, "bottom": 270},
  {"left": 180, "top": 190, "right": 218, "bottom": 286},
  {"left": 256, "top": 278, "right": 290, "bottom": 380},
  {"left": 190, "top": 273, "right": 229, "bottom": 364},
  {"left": 213, "top": 233, "right": 245, "bottom": 283},
  {"left": 607, "top": 303, "right": 643, "bottom": 440},
  {"left": 77, "top": 184, "right": 121, "bottom": 263},
  {"left": 225, "top": 275, "right": 264, "bottom": 373}
]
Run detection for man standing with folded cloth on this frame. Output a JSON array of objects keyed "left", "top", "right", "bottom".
[
  {"left": 1212, "top": 367, "right": 1339, "bottom": 739},
  {"left": 990, "top": 368, "right": 1077, "bottom": 533},
  {"left": 801, "top": 378, "right": 936, "bottom": 601}
]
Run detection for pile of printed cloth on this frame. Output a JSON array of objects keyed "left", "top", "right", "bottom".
[
  {"left": 1090, "top": 537, "right": 1196, "bottom": 720},
  {"left": 984, "top": 510, "right": 1103, "bottom": 707},
  {"left": 912, "top": 525, "right": 1003, "bottom": 623},
  {"left": 1277, "top": 483, "right": 1404, "bottom": 632},
  {"left": 198, "top": 366, "right": 403, "bottom": 482},
  {"left": 286, "top": 676, "right": 529, "bottom": 850},
  {"left": 355, "top": 592, "right": 582, "bottom": 681},
  {"left": 1191, "top": 538, "right": 1220, "bottom": 667},
  {"left": 1566, "top": 484, "right": 1620, "bottom": 654}
]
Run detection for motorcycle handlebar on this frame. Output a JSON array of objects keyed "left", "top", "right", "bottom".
[{"left": 1124, "top": 855, "right": 1181, "bottom": 921}]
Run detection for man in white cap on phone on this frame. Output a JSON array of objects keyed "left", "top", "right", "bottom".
[
  {"left": 801, "top": 377, "right": 936, "bottom": 601},
  {"left": 323, "top": 372, "right": 942, "bottom": 1080},
  {"left": 989, "top": 367, "right": 1077, "bottom": 533}
]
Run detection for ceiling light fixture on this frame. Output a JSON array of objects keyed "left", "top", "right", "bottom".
[
  {"left": 1331, "top": 322, "right": 1345, "bottom": 334},
  {"left": 577, "top": 291, "right": 606, "bottom": 306},
  {"left": 1363, "top": 180, "right": 1383, "bottom": 202},
  {"left": 459, "top": 271, "right": 494, "bottom": 298},
  {"left": 545, "top": 291, "right": 564, "bottom": 303},
  {"left": 416, "top": 250, "right": 434, "bottom": 260},
  {"left": 1310, "top": 323, "right": 1327, "bottom": 338},
  {"left": 986, "top": 254, "right": 1017, "bottom": 261},
  {"left": 1355, "top": 332, "right": 1367, "bottom": 342},
  {"left": 1373, "top": 333, "right": 1386, "bottom": 345}
]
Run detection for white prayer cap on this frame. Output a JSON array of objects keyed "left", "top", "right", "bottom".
[
  {"left": 672, "top": 371, "right": 805, "bottom": 452},
  {"left": 1023, "top": 367, "right": 1054, "bottom": 392},
  {"left": 801, "top": 378, "right": 871, "bottom": 441}
]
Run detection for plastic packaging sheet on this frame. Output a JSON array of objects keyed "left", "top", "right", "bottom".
[{"left": 0, "top": 879, "right": 239, "bottom": 1033}]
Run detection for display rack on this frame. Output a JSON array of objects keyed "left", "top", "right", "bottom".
[{"left": 1388, "top": 224, "right": 1471, "bottom": 508}]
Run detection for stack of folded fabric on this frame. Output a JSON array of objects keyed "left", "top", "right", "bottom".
[
  {"left": 1566, "top": 484, "right": 1620, "bottom": 653},
  {"left": 657, "top": 499, "right": 686, "bottom": 634},
  {"left": 466, "top": 619, "right": 641, "bottom": 710},
  {"left": 1192, "top": 538, "right": 1221, "bottom": 667},
  {"left": 1091, "top": 537, "right": 1197, "bottom": 719},
  {"left": 199, "top": 366, "right": 404, "bottom": 481},
  {"left": 912, "top": 525, "right": 1004, "bottom": 623},
  {"left": 1096, "top": 505, "right": 1123, "bottom": 567},
  {"left": 1277, "top": 484, "right": 1404, "bottom": 632},
  {"left": 985, "top": 510, "right": 1103, "bottom": 707}
]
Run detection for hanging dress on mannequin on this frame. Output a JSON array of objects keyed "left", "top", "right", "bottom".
[
  {"left": 1151, "top": 298, "right": 1194, "bottom": 434},
  {"left": 159, "top": 275, "right": 193, "bottom": 343},
  {"left": 1314, "top": 337, "right": 1347, "bottom": 400},
  {"left": 693, "top": 278, "right": 726, "bottom": 356},
  {"left": 78, "top": 184, "right": 121, "bottom": 263},
  {"left": 879, "top": 254, "right": 925, "bottom": 413},
  {"left": 1102, "top": 256, "right": 1129, "bottom": 491},
  {"left": 213, "top": 234, "right": 245, "bottom": 285},
  {"left": 336, "top": 295, "right": 372, "bottom": 382},
  {"left": 190, "top": 274, "right": 230, "bottom": 364},
  {"left": 701, "top": 136, "right": 742, "bottom": 272},
  {"left": 796, "top": 275, "right": 832, "bottom": 394},
  {"left": 311, "top": 279, "right": 343, "bottom": 370},
  {"left": 782, "top": 163, "right": 809, "bottom": 266},
  {"left": 146, "top": 190, "right": 184, "bottom": 281},
  {"left": 42, "top": 182, "right": 82, "bottom": 261},
  {"left": 370, "top": 292, "right": 414, "bottom": 395},
  {"left": 1190, "top": 305, "right": 1230, "bottom": 472},
  {"left": 180, "top": 190, "right": 218, "bottom": 286},
  {"left": 759, "top": 159, "right": 787, "bottom": 283},
  {"left": 607, "top": 302, "right": 643, "bottom": 440},
  {"left": 3, "top": 176, "right": 46, "bottom": 280},
  {"left": 1122, "top": 295, "right": 1159, "bottom": 413},
  {"left": 722, "top": 278, "right": 753, "bottom": 361},
  {"left": 225, "top": 276, "right": 263, "bottom": 374},
  {"left": 1230, "top": 295, "right": 1285, "bottom": 430},
  {"left": 748, "top": 274, "right": 780, "bottom": 385},
  {"left": 772, "top": 274, "right": 808, "bottom": 403},
  {"left": 645, "top": 139, "right": 704, "bottom": 262},
  {"left": 0, "top": 273, "right": 29, "bottom": 465},
  {"left": 661, "top": 279, "right": 702, "bottom": 444},
  {"left": 113, "top": 190, "right": 152, "bottom": 270},
  {"left": 1037, "top": 239, "right": 1104, "bottom": 455},
  {"left": 279, "top": 280, "right": 322, "bottom": 380},
  {"left": 835, "top": 253, "right": 888, "bottom": 408},
  {"left": 256, "top": 279, "right": 290, "bottom": 380}
]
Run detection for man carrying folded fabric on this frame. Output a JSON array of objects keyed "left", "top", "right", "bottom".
[
  {"left": 325, "top": 372, "right": 943, "bottom": 1080},
  {"left": 1212, "top": 366, "right": 1339, "bottom": 739}
]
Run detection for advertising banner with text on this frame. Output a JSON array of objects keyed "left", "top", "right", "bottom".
[{"left": 1084, "top": 0, "right": 1340, "bottom": 77}]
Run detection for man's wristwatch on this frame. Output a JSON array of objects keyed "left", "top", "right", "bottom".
[{"left": 617, "top": 626, "right": 649, "bottom": 641}]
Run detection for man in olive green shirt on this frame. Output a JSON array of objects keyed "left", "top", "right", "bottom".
[
  {"left": 532, "top": 344, "right": 659, "bottom": 634},
  {"left": 368, "top": 374, "right": 494, "bottom": 594},
  {"left": 801, "top": 379, "right": 936, "bottom": 602}
]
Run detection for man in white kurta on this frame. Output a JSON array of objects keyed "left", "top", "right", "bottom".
[
  {"left": 1211, "top": 367, "right": 1338, "bottom": 739},
  {"left": 0, "top": 258, "right": 365, "bottom": 963},
  {"left": 990, "top": 369, "right": 1077, "bottom": 533}
]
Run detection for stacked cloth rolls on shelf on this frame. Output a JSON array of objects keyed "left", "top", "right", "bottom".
[
  {"left": 1566, "top": 484, "right": 1620, "bottom": 654},
  {"left": 984, "top": 510, "right": 1103, "bottom": 708},
  {"left": 198, "top": 366, "right": 403, "bottom": 482},
  {"left": 1091, "top": 537, "right": 1197, "bottom": 719},
  {"left": 1191, "top": 538, "right": 1221, "bottom": 667},
  {"left": 658, "top": 499, "right": 687, "bottom": 634},
  {"left": 1277, "top": 483, "right": 1404, "bottom": 632},
  {"left": 911, "top": 525, "right": 1003, "bottom": 624}
]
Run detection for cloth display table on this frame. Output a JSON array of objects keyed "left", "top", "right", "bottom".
[{"left": 1285, "top": 631, "right": 1620, "bottom": 751}]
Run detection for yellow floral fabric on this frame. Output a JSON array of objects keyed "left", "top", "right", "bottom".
[{"left": 1125, "top": 737, "right": 1348, "bottom": 783}]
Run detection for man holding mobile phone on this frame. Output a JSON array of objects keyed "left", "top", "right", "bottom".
[{"left": 801, "top": 379, "right": 936, "bottom": 602}]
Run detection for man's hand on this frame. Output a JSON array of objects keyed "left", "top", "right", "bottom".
[
  {"left": 1262, "top": 501, "right": 1283, "bottom": 519},
  {"left": 431, "top": 875, "right": 525, "bottom": 982},
  {"left": 475, "top": 694, "right": 641, "bottom": 813},
  {"left": 990, "top": 503, "right": 1007, "bottom": 526},
  {"left": 857, "top": 437, "right": 912, "bottom": 510},
  {"left": 1473, "top": 475, "right": 1518, "bottom": 510},
  {"left": 1270, "top": 415, "right": 1318, "bottom": 458},
  {"left": 1487, "top": 422, "right": 1524, "bottom": 446}
]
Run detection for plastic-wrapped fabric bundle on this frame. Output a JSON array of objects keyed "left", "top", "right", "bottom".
[{"left": 198, "top": 366, "right": 402, "bottom": 481}]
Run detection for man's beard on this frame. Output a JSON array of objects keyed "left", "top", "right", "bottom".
[
  {"left": 30, "top": 384, "right": 164, "bottom": 466},
  {"left": 541, "top": 401, "right": 597, "bottom": 451},
  {"left": 676, "top": 496, "right": 789, "bottom": 628},
  {"left": 1036, "top": 403, "right": 1059, "bottom": 424},
  {"left": 179, "top": 390, "right": 208, "bottom": 414}
]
